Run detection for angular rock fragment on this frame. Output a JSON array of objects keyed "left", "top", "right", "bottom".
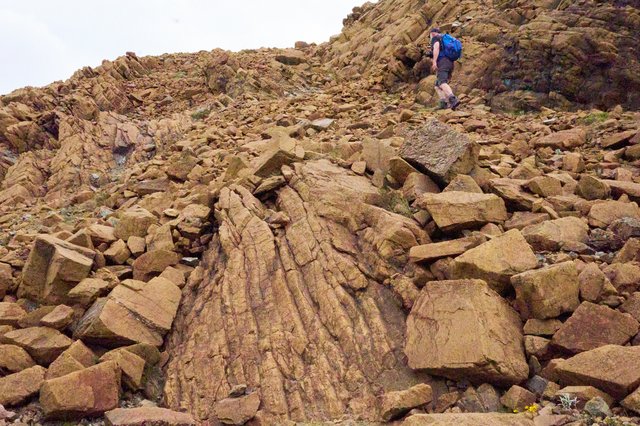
[
  {"left": 405, "top": 279, "right": 528, "bottom": 386},
  {"left": 416, "top": 191, "right": 507, "bottom": 232},
  {"left": 39, "top": 304, "right": 75, "bottom": 330},
  {"left": 0, "top": 326, "right": 72, "bottom": 365},
  {"left": 46, "top": 340, "right": 96, "bottom": 379},
  {"left": 114, "top": 207, "right": 157, "bottom": 240},
  {"left": 521, "top": 217, "right": 589, "bottom": 251},
  {"left": 400, "top": 119, "right": 479, "bottom": 185},
  {"left": 67, "top": 278, "right": 113, "bottom": 306},
  {"left": 449, "top": 229, "right": 538, "bottom": 293},
  {"left": 404, "top": 413, "right": 534, "bottom": 425},
  {"left": 213, "top": 392, "right": 261, "bottom": 425},
  {"left": 409, "top": 235, "right": 486, "bottom": 263},
  {"left": 534, "top": 128, "right": 587, "bottom": 149},
  {"left": 132, "top": 250, "right": 180, "bottom": 281},
  {"left": 380, "top": 383, "right": 433, "bottom": 421},
  {"left": 0, "top": 303, "right": 26, "bottom": 327},
  {"left": 0, "top": 344, "right": 35, "bottom": 374},
  {"left": 0, "top": 365, "right": 46, "bottom": 406},
  {"left": 500, "top": 385, "right": 536, "bottom": 411},
  {"left": 100, "top": 348, "right": 145, "bottom": 390},
  {"left": 104, "top": 407, "right": 196, "bottom": 426},
  {"left": 588, "top": 201, "right": 640, "bottom": 228}
]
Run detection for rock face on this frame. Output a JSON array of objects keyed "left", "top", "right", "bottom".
[
  {"left": 405, "top": 280, "right": 528, "bottom": 386},
  {"left": 399, "top": 119, "right": 479, "bottom": 185},
  {"left": 165, "top": 161, "right": 429, "bottom": 423},
  {"left": 449, "top": 230, "right": 538, "bottom": 294},
  {"left": 416, "top": 192, "right": 507, "bottom": 232}
]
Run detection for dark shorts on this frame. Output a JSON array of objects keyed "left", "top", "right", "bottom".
[{"left": 435, "top": 57, "right": 454, "bottom": 86}]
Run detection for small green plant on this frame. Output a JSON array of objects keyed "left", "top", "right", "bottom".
[
  {"left": 559, "top": 393, "right": 578, "bottom": 410},
  {"left": 174, "top": 71, "right": 187, "bottom": 79},
  {"left": 191, "top": 107, "right": 211, "bottom": 120},
  {"left": 375, "top": 188, "right": 413, "bottom": 218},
  {"left": 581, "top": 111, "right": 609, "bottom": 125}
]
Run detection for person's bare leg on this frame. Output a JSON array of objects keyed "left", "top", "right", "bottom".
[
  {"left": 440, "top": 83, "right": 454, "bottom": 98},
  {"left": 434, "top": 86, "right": 447, "bottom": 100}
]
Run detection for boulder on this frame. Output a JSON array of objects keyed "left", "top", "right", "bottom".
[
  {"left": 388, "top": 157, "right": 419, "bottom": 184},
  {"left": 578, "top": 263, "right": 616, "bottom": 303},
  {"left": 488, "top": 179, "right": 539, "bottom": 211},
  {"left": 104, "top": 407, "right": 196, "bottom": 426},
  {"left": 402, "top": 172, "right": 440, "bottom": 202},
  {"left": 213, "top": 392, "right": 261, "bottom": 425},
  {"left": 114, "top": 207, "right": 157, "bottom": 240},
  {"left": 403, "top": 413, "right": 534, "bottom": 425},
  {"left": 409, "top": 235, "right": 486, "bottom": 263},
  {"left": 500, "top": 385, "right": 536, "bottom": 411},
  {"left": 521, "top": 217, "right": 589, "bottom": 251},
  {"left": 0, "top": 326, "right": 72, "bottom": 365},
  {"left": 0, "top": 344, "right": 35, "bottom": 374},
  {"left": 104, "top": 240, "right": 131, "bottom": 265},
  {"left": 511, "top": 261, "right": 580, "bottom": 320},
  {"left": 380, "top": 383, "right": 433, "bottom": 421},
  {"left": 534, "top": 128, "right": 587, "bottom": 149},
  {"left": 0, "top": 303, "right": 27, "bottom": 327},
  {"left": 100, "top": 348, "right": 145, "bottom": 390},
  {"left": 39, "top": 304, "right": 75, "bottom": 330},
  {"left": 46, "top": 340, "right": 96, "bottom": 379},
  {"left": 362, "top": 137, "right": 395, "bottom": 174},
  {"left": 274, "top": 49, "right": 306, "bottom": 65},
  {"left": 449, "top": 229, "right": 538, "bottom": 294},
  {"left": 0, "top": 365, "right": 46, "bottom": 406},
  {"left": 551, "top": 302, "right": 639, "bottom": 353},
  {"left": 67, "top": 278, "right": 114, "bottom": 307},
  {"left": 86, "top": 224, "right": 117, "bottom": 246},
  {"left": 132, "top": 250, "right": 180, "bottom": 281},
  {"left": 40, "top": 361, "right": 121, "bottom": 419},
  {"left": 405, "top": 279, "right": 528, "bottom": 386},
  {"left": 527, "top": 176, "right": 562, "bottom": 198},
  {"left": 577, "top": 176, "right": 611, "bottom": 200},
  {"left": 19, "top": 235, "right": 95, "bottom": 304},
  {"left": 416, "top": 191, "right": 507, "bottom": 232},
  {"left": 399, "top": 119, "right": 479, "bottom": 185},
  {"left": 555, "top": 345, "right": 640, "bottom": 399},
  {"left": 588, "top": 201, "right": 640, "bottom": 228},
  {"left": 622, "top": 386, "right": 640, "bottom": 415}
]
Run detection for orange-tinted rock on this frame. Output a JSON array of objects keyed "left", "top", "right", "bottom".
[
  {"left": 0, "top": 365, "right": 46, "bottom": 406},
  {"left": 0, "top": 326, "right": 72, "bottom": 365},
  {"left": 104, "top": 407, "right": 196, "bottom": 426},
  {"left": 213, "top": 392, "right": 261, "bottom": 425},
  {"left": 132, "top": 250, "right": 180, "bottom": 281}
]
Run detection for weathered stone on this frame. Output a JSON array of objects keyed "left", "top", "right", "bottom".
[
  {"left": 405, "top": 279, "right": 528, "bottom": 386},
  {"left": 402, "top": 172, "right": 440, "bottom": 202},
  {"left": 213, "top": 392, "right": 261, "bottom": 425},
  {"left": 511, "top": 261, "right": 580, "bottom": 320},
  {"left": 443, "top": 174, "right": 483, "bottom": 194},
  {"left": 362, "top": 137, "right": 395, "bottom": 174},
  {"left": 389, "top": 157, "right": 419, "bottom": 185},
  {"left": 86, "top": 224, "right": 117, "bottom": 246},
  {"left": 556, "top": 386, "right": 614, "bottom": 408},
  {"left": 40, "top": 361, "right": 121, "bottom": 419},
  {"left": 403, "top": 413, "right": 534, "bottom": 425},
  {"left": 19, "top": 235, "right": 95, "bottom": 304},
  {"left": 488, "top": 178, "right": 539, "bottom": 211},
  {"left": 39, "top": 304, "right": 75, "bottom": 330},
  {"left": 578, "top": 263, "right": 616, "bottom": 303},
  {"left": 601, "top": 129, "right": 636, "bottom": 149},
  {"left": 104, "top": 407, "right": 196, "bottom": 426},
  {"left": 0, "top": 344, "right": 35, "bottom": 374},
  {"left": 622, "top": 386, "right": 640, "bottom": 414},
  {"left": 500, "top": 385, "right": 536, "bottom": 411},
  {"left": 0, "top": 365, "right": 46, "bottom": 406},
  {"left": 114, "top": 207, "right": 157, "bottom": 240},
  {"left": 0, "top": 303, "right": 26, "bottom": 327},
  {"left": 46, "top": 340, "right": 96, "bottom": 380},
  {"left": 534, "top": 128, "right": 587, "bottom": 149},
  {"left": 588, "top": 201, "right": 640, "bottom": 228},
  {"left": 127, "top": 236, "right": 146, "bottom": 257},
  {"left": 521, "top": 217, "right": 589, "bottom": 252},
  {"left": 504, "top": 212, "right": 550, "bottom": 231},
  {"left": 552, "top": 302, "right": 639, "bottom": 353},
  {"left": 409, "top": 235, "right": 486, "bottom": 263},
  {"left": 100, "top": 348, "right": 145, "bottom": 390},
  {"left": 104, "top": 240, "right": 131, "bottom": 265},
  {"left": 416, "top": 191, "right": 507, "bottom": 232},
  {"left": 523, "top": 319, "right": 562, "bottom": 336},
  {"left": 0, "top": 326, "right": 72, "bottom": 365},
  {"left": 132, "top": 250, "right": 180, "bottom": 281},
  {"left": 68, "top": 278, "right": 114, "bottom": 307},
  {"left": 621, "top": 292, "right": 640, "bottom": 322},
  {"left": 450, "top": 229, "right": 538, "bottom": 294},
  {"left": 400, "top": 119, "right": 479, "bottom": 185},
  {"left": 380, "top": 383, "right": 433, "bottom": 421},
  {"left": 577, "top": 176, "right": 611, "bottom": 200},
  {"left": 527, "top": 176, "right": 563, "bottom": 198}
]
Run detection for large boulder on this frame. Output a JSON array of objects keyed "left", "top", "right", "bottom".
[
  {"left": 449, "top": 229, "right": 538, "bottom": 294},
  {"left": 415, "top": 192, "right": 507, "bottom": 232},
  {"left": 0, "top": 327, "right": 72, "bottom": 365},
  {"left": 0, "top": 365, "right": 46, "bottom": 406},
  {"left": 405, "top": 279, "right": 528, "bottom": 386},
  {"left": 555, "top": 345, "right": 640, "bottom": 400},
  {"left": 511, "top": 261, "right": 580, "bottom": 320},
  {"left": 409, "top": 235, "right": 486, "bottom": 263},
  {"left": 19, "top": 235, "right": 95, "bottom": 304},
  {"left": 588, "top": 201, "right": 640, "bottom": 228},
  {"left": 399, "top": 119, "right": 479, "bottom": 185},
  {"left": 40, "top": 361, "right": 121, "bottom": 419},
  {"left": 551, "top": 302, "right": 639, "bottom": 353},
  {"left": 521, "top": 217, "right": 589, "bottom": 251},
  {"left": 46, "top": 340, "right": 96, "bottom": 379},
  {"left": 114, "top": 207, "right": 157, "bottom": 240}
]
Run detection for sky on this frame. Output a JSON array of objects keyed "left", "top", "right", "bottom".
[{"left": 0, "top": 0, "right": 370, "bottom": 95}]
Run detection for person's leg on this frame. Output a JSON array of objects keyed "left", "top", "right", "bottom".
[
  {"left": 434, "top": 85, "right": 447, "bottom": 100},
  {"left": 439, "top": 83, "right": 454, "bottom": 98}
]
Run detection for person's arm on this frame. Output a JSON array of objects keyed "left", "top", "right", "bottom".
[{"left": 432, "top": 41, "right": 440, "bottom": 70}]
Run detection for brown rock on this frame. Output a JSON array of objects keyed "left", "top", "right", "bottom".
[
  {"left": 523, "top": 319, "right": 562, "bottom": 336},
  {"left": 127, "top": 236, "right": 146, "bottom": 257},
  {"left": 622, "top": 386, "right": 640, "bottom": 414},
  {"left": 535, "top": 128, "right": 587, "bottom": 149},
  {"left": 40, "top": 361, "right": 121, "bottom": 419},
  {"left": 389, "top": 157, "right": 419, "bottom": 184},
  {"left": 46, "top": 340, "right": 96, "bottom": 380},
  {"left": 403, "top": 413, "right": 534, "bottom": 425},
  {"left": 416, "top": 191, "right": 507, "bottom": 232},
  {"left": 0, "top": 344, "right": 35, "bottom": 374},
  {"left": 86, "top": 224, "right": 117, "bottom": 246},
  {"left": 68, "top": 278, "right": 114, "bottom": 307},
  {"left": 500, "top": 385, "right": 536, "bottom": 411},
  {"left": 159, "top": 266, "right": 186, "bottom": 288},
  {"left": 409, "top": 235, "right": 486, "bottom": 263},
  {"left": 552, "top": 302, "right": 639, "bottom": 353},
  {"left": 405, "top": 279, "right": 528, "bottom": 386},
  {"left": 213, "top": 392, "right": 261, "bottom": 425},
  {"left": 100, "top": 348, "right": 145, "bottom": 390},
  {"left": 555, "top": 345, "right": 640, "bottom": 399},
  {"left": 577, "top": 176, "right": 611, "bottom": 200},
  {"left": 0, "top": 326, "right": 72, "bottom": 365},
  {"left": 380, "top": 383, "right": 433, "bottom": 421},
  {"left": 527, "top": 176, "right": 563, "bottom": 198},
  {"left": 443, "top": 174, "right": 483, "bottom": 193},
  {"left": 588, "top": 201, "right": 640, "bottom": 228},
  {"left": 402, "top": 172, "right": 440, "bottom": 202},
  {"left": 0, "top": 303, "right": 26, "bottom": 327},
  {"left": 521, "top": 217, "right": 589, "bottom": 251},
  {"left": 556, "top": 386, "right": 614, "bottom": 408},
  {"left": 0, "top": 365, "right": 46, "bottom": 406},
  {"left": 362, "top": 137, "right": 395, "bottom": 174},
  {"left": 621, "top": 292, "right": 640, "bottom": 322},
  {"left": 400, "top": 119, "right": 479, "bottom": 185},
  {"left": 488, "top": 178, "right": 539, "bottom": 211},
  {"left": 449, "top": 229, "right": 538, "bottom": 294},
  {"left": 578, "top": 263, "right": 616, "bottom": 303},
  {"left": 504, "top": 212, "right": 550, "bottom": 231},
  {"left": 104, "top": 240, "right": 131, "bottom": 265},
  {"left": 104, "top": 407, "right": 196, "bottom": 426},
  {"left": 511, "top": 261, "right": 580, "bottom": 320},
  {"left": 601, "top": 129, "right": 636, "bottom": 149},
  {"left": 146, "top": 224, "right": 174, "bottom": 252},
  {"left": 19, "top": 235, "right": 95, "bottom": 304},
  {"left": 114, "top": 207, "right": 157, "bottom": 240},
  {"left": 132, "top": 250, "right": 180, "bottom": 281},
  {"left": 39, "top": 304, "right": 75, "bottom": 330}
]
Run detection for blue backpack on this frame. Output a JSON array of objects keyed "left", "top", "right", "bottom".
[{"left": 441, "top": 34, "right": 462, "bottom": 61}]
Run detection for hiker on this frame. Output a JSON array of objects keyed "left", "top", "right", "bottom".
[{"left": 429, "top": 27, "right": 461, "bottom": 110}]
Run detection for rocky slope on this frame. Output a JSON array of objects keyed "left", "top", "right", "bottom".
[{"left": 1, "top": 0, "right": 640, "bottom": 425}]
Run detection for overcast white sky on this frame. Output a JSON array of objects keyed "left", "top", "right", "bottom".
[{"left": 0, "top": 1, "right": 370, "bottom": 95}]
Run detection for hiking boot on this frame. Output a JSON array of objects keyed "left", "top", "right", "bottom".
[
  {"left": 448, "top": 95, "right": 460, "bottom": 110},
  {"left": 437, "top": 100, "right": 449, "bottom": 110}
]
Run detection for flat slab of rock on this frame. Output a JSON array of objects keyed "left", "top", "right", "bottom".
[
  {"left": 552, "top": 302, "right": 639, "bottom": 353},
  {"left": 0, "top": 365, "right": 45, "bottom": 406},
  {"left": 380, "top": 383, "right": 433, "bottom": 421},
  {"left": 588, "top": 201, "right": 640, "bottom": 228},
  {"left": 555, "top": 345, "right": 640, "bottom": 399},
  {"left": 132, "top": 250, "right": 180, "bottom": 281},
  {"left": 450, "top": 229, "right": 538, "bottom": 294},
  {"left": 403, "top": 413, "right": 534, "bottom": 425},
  {"left": 400, "top": 119, "right": 479, "bottom": 185},
  {"left": 511, "top": 261, "right": 580, "bottom": 320},
  {"left": 40, "top": 360, "right": 121, "bottom": 419},
  {"left": 0, "top": 302, "right": 27, "bottom": 327},
  {"left": 416, "top": 191, "right": 507, "bottom": 232},
  {"left": 522, "top": 216, "right": 589, "bottom": 251},
  {"left": 19, "top": 235, "right": 95, "bottom": 304},
  {"left": 0, "top": 344, "right": 35, "bottom": 374},
  {"left": 409, "top": 235, "right": 486, "bottom": 263},
  {"left": 114, "top": 207, "right": 157, "bottom": 240},
  {"left": 534, "top": 128, "right": 587, "bottom": 149},
  {"left": 46, "top": 340, "right": 96, "bottom": 379},
  {"left": 405, "top": 279, "right": 528, "bottom": 386},
  {"left": 105, "top": 407, "right": 196, "bottom": 426},
  {"left": 0, "top": 326, "right": 73, "bottom": 365},
  {"left": 213, "top": 392, "right": 261, "bottom": 425}
]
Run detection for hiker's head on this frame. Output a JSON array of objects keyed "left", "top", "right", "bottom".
[{"left": 430, "top": 28, "right": 441, "bottom": 39}]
